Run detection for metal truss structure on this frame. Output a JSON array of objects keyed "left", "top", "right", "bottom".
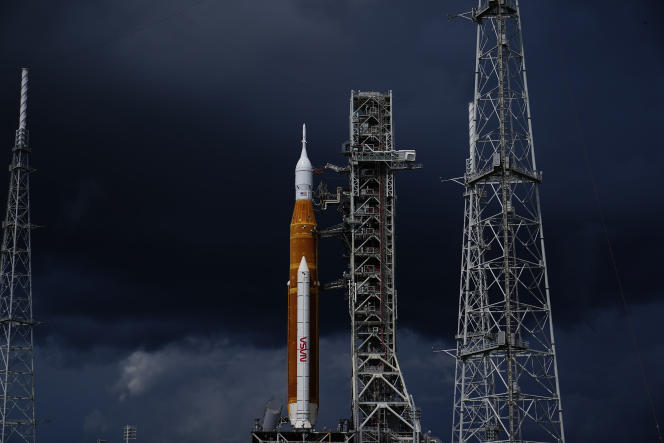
[
  {"left": 0, "top": 68, "right": 37, "bottom": 443},
  {"left": 321, "top": 91, "right": 422, "bottom": 443},
  {"left": 251, "top": 431, "right": 355, "bottom": 443},
  {"left": 451, "top": 2, "right": 565, "bottom": 442}
]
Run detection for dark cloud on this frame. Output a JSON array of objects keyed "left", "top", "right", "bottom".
[{"left": 0, "top": 0, "right": 661, "bottom": 441}]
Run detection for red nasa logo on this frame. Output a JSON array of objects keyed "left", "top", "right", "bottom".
[{"left": 299, "top": 337, "right": 308, "bottom": 362}]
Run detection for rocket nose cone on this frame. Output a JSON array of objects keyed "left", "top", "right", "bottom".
[
  {"left": 298, "top": 256, "right": 309, "bottom": 272},
  {"left": 296, "top": 122, "right": 312, "bottom": 171}
]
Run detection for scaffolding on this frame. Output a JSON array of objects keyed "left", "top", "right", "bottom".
[{"left": 322, "top": 91, "right": 422, "bottom": 443}]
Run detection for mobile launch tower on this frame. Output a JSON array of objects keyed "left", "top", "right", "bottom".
[
  {"left": 343, "top": 91, "right": 421, "bottom": 443},
  {"left": 451, "top": 1, "right": 565, "bottom": 442},
  {"left": 323, "top": 90, "right": 422, "bottom": 443},
  {"left": 253, "top": 91, "right": 423, "bottom": 443},
  {"left": 0, "top": 69, "right": 38, "bottom": 443}
]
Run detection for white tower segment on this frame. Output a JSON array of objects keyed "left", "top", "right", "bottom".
[{"left": 451, "top": 2, "right": 566, "bottom": 442}]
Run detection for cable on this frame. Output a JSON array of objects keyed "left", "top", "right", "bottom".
[
  {"left": 580, "top": 148, "right": 663, "bottom": 443},
  {"left": 552, "top": 12, "right": 663, "bottom": 442}
]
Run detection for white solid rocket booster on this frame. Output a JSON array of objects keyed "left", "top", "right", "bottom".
[{"left": 295, "top": 256, "right": 311, "bottom": 429}]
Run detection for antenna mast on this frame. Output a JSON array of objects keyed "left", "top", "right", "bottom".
[{"left": 0, "top": 68, "right": 38, "bottom": 443}]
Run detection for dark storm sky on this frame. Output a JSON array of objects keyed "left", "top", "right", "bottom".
[{"left": 0, "top": 1, "right": 663, "bottom": 442}]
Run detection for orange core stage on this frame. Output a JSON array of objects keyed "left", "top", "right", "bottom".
[{"left": 287, "top": 198, "right": 319, "bottom": 425}]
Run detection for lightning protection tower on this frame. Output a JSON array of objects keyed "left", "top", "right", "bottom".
[
  {"left": 0, "top": 68, "right": 37, "bottom": 443},
  {"left": 328, "top": 91, "right": 422, "bottom": 443},
  {"left": 451, "top": 2, "right": 565, "bottom": 442}
]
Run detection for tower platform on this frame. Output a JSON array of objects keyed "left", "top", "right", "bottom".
[{"left": 251, "top": 431, "right": 354, "bottom": 443}]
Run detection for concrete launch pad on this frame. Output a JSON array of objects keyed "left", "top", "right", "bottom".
[{"left": 251, "top": 431, "right": 354, "bottom": 443}]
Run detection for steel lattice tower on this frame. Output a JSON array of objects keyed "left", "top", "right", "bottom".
[
  {"left": 323, "top": 91, "right": 422, "bottom": 443},
  {"left": 0, "top": 68, "right": 37, "bottom": 443},
  {"left": 451, "top": 2, "right": 565, "bottom": 442}
]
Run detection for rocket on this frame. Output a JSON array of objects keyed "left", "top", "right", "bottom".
[{"left": 288, "top": 124, "right": 318, "bottom": 429}]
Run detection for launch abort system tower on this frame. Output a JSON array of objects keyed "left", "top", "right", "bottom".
[
  {"left": 0, "top": 69, "right": 37, "bottom": 443},
  {"left": 451, "top": 1, "right": 565, "bottom": 442},
  {"left": 326, "top": 91, "right": 422, "bottom": 443}
]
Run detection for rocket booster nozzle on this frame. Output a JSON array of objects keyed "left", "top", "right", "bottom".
[{"left": 295, "top": 123, "right": 313, "bottom": 201}]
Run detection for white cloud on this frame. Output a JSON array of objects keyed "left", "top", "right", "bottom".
[{"left": 114, "top": 350, "right": 167, "bottom": 399}]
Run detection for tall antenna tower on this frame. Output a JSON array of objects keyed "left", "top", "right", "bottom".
[
  {"left": 0, "top": 68, "right": 37, "bottom": 443},
  {"left": 451, "top": 1, "right": 565, "bottom": 442},
  {"left": 324, "top": 91, "right": 422, "bottom": 443}
]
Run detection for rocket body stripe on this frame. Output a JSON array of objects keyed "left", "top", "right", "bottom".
[{"left": 288, "top": 124, "right": 318, "bottom": 428}]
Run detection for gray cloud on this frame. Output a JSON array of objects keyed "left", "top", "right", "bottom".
[
  {"left": 35, "top": 313, "right": 664, "bottom": 443},
  {"left": 37, "top": 331, "right": 452, "bottom": 442}
]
